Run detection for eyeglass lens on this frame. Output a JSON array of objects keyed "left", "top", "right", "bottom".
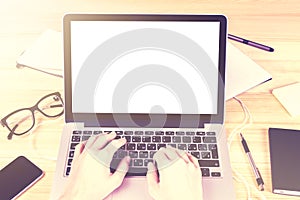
[
  {"left": 6, "top": 109, "right": 34, "bottom": 135},
  {"left": 38, "top": 93, "right": 64, "bottom": 117}
]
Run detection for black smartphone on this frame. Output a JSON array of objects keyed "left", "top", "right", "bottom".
[{"left": 0, "top": 156, "right": 44, "bottom": 200}]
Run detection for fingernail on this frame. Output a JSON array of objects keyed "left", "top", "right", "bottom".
[
  {"left": 120, "top": 137, "right": 126, "bottom": 143},
  {"left": 107, "top": 132, "right": 116, "bottom": 139},
  {"left": 126, "top": 156, "right": 131, "bottom": 163}
]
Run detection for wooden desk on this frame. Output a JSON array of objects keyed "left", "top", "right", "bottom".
[{"left": 1, "top": 0, "right": 300, "bottom": 199}]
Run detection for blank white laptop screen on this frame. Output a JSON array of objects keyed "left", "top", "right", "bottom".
[{"left": 70, "top": 21, "right": 220, "bottom": 115}]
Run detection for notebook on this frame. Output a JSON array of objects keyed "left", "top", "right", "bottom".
[
  {"left": 51, "top": 14, "right": 235, "bottom": 200},
  {"left": 269, "top": 128, "right": 300, "bottom": 196}
]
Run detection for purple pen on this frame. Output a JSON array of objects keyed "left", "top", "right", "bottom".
[{"left": 228, "top": 34, "right": 274, "bottom": 52}]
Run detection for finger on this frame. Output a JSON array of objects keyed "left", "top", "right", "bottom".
[
  {"left": 73, "top": 142, "right": 86, "bottom": 161},
  {"left": 102, "top": 137, "right": 126, "bottom": 155},
  {"left": 87, "top": 132, "right": 117, "bottom": 150},
  {"left": 175, "top": 149, "right": 190, "bottom": 164},
  {"left": 164, "top": 146, "right": 180, "bottom": 161},
  {"left": 187, "top": 152, "right": 200, "bottom": 168},
  {"left": 110, "top": 156, "right": 131, "bottom": 188},
  {"left": 85, "top": 134, "right": 98, "bottom": 149},
  {"left": 146, "top": 162, "right": 159, "bottom": 199},
  {"left": 153, "top": 147, "right": 169, "bottom": 170},
  {"left": 100, "top": 138, "right": 126, "bottom": 162}
]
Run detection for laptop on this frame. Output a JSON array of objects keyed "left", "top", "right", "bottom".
[{"left": 51, "top": 14, "right": 235, "bottom": 200}]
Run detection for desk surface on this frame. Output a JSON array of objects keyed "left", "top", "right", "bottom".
[{"left": 1, "top": 0, "right": 300, "bottom": 199}]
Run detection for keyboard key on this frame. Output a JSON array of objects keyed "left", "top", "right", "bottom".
[
  {"left": 209, "top": 144, "right": 219, "bottom": 159},
  {"left": 166, "top": 131, "right": 174, "bottom": 135},
  {"left": 155, "top": 131, "right": 164, "bottom": 135},
  {"left": 135, "top": 131, "right": 144, "bottom": 135},
  {"left": 145, "top": 131, "right": 154, "bottom": 135},
  {"left": 93, "top": 130, "right": 102, "bottom": 135},
  {"left": 188, "top": 144, "right": 197, "bottom": 151},
  {"left": 162, "top": 136, "right": 171, "bottom": 143},
  {"left": 147, "top": 144, "right": 156, "bottom": 150},
  {"left": 139, "top": 151, "right": 148, "bottom": 158},
  {"left": 115, "top": 131, "right": 123, "bottom": 135},
  {"left": 127, "top": 143, "right": 136, "bottom": 150},
  {"left": 176, "top": 131, "right": 185, "bottom": 135},
  {"left": 178, "top": 144, "right": 187, "bottom": 150},
  {"left": 124, "top": 131, "right": 133, "bottom": 135},
  {"left": 198, "top": 144, "right": 207, "bottom": 151},
  {"left": 71, "top": 135, "right": 81, "bottom": 142},
  {"left": 168, "top": 144, "right": 177, "bottom": 148},
  {"left": 66, "top": 167, "right": 71, "bottom": 176},
  {"left": 73, "top": 130, "right": 82, "bottom": 135},
  {"left": 201, "top": 152, "right": 211, "bottom": 159},
  {"left": 192, "top": 136, "right": 202, "bottom": 143},
  {"left": 137, "top": 144, "right": 146, "bottom": 150},
  {"left": 133, "top": 159, "right": 144, "bottom": 166},
  {"left": 70, "top": 142, "right": 79, "bottom": 150},
  {"left": 67, "top": 159, "right": 73, "bottom": 166},
  {"left": 203, "top": 137, "right": 217, "bottom": 143},
  {"left": 211, "top": 172, "right": 221, "bottom": 177},
  {"left": 186, "top": 131, "right": 195, "bottom": 135},
  {"left": 182, "top": 136, "right": 191, "bottom": 143},
  {"left": 152, "top": 136, "right": 161, "bottom": 142},
  {"left": 69, "top": 151, "right": 75, "bottom": 158},
  {"left": 206, "top": 131, "right": 216, "bottom": 136},
  {"left": 191, "top": 151, "right": 200, "bottom": 159},
  {"left": 83, "top": 130, "right": 92, "bottom": 135},
  {"left": 172, "top": 136, "right": 181, "bottom": 143},
  {"left": 201, "top": 168, "right": 210, "bottom": 177},
  {"left": 196, "top": 131, "right": 205, "bottom": 136},
  {"left": 198, "top": 160, "right": 220, "bottom": 167},
  {"left": 132, "top": 136, "right": 141, "bottom": 142},
  {"left": 129, "top": 151, "right": 138, "bottom": 158},
  {"left": 142, "top": 136, "right": 151, "bottom": 142}
]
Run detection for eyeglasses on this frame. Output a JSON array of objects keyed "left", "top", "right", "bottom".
[{"left": 1, "top": 92, "right": 64, "bottom": 140}]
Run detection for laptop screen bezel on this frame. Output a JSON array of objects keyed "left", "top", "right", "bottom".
[{"left": 63, "top": 14, "right": 227, "bottom": 128}]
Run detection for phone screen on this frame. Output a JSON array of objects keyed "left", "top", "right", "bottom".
[{"left": 0, "top": 156, "right": 44, "bottom": 200}]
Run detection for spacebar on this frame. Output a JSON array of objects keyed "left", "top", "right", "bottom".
[{"left": 198, "top": 160, "right": 220, "bottom": 167}]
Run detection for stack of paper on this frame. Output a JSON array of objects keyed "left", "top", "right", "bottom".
[{"left": 16, "top": 29, "right": 63, "bottom": 77}]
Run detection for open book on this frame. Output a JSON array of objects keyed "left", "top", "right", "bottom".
[{"left": 16, "top": 29, "right": 272, "bottom": 100}]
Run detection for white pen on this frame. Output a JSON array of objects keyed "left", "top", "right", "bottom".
[{"left": 240, "top": 133, "right": 264, "bottom": 191}]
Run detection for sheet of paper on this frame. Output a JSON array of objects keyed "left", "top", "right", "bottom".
[
  {"left": 16, "top": 29, "right": 272, "bottom": 100},
  {"left": 225, "top": 42, "right": 272, "bottom": 100},
  {"left": 272, "top": 82, "right": 300, "bottom": 117}
]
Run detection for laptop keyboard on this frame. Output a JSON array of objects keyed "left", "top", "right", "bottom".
[{"left": 65, "top": 130, "right": 222, "bottom": 177}]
